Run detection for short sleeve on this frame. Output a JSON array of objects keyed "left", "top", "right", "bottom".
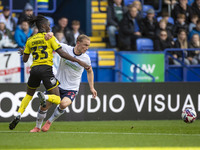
[
  {"left": 49, "top": 36, "right": 61, "bottom": 51},
  {"left": 86, "top": 55, "right": 91, "bottom": 66}
]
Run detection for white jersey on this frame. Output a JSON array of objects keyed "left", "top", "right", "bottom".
[{"left": 56, "top": 43, "right": 91, "bottom": 91}]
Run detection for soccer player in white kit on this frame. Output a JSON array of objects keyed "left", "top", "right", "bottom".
[{"left": 30, "top": 34, "right": 97, "bottom": 132}]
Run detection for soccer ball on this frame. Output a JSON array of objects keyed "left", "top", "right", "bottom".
[{"left": 181, "top": 108, "right": 197, "bottom": 123}]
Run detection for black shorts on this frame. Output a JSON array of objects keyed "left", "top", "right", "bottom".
[{"left": 27, "top": 65, "right": 59, "bottom": 91}]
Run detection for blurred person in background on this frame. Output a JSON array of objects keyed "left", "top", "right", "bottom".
[
  {"left": 106, "top": 0, "right": 127, "bottom": 48},
  {"left": 172, "top": 13, "right": 189, "bottom": 37},
  {"left": 188, "top": 33, "right": 200, "bottom": 64},
  {"left": 0, "top": 6, "right": 16, "bottom": 35},
  {"left": 18, "top": 3, "right": 34, "bottom": 25},
  {"left": 132, "top": 0, "right": 143, "bottom": 21},
  {"left": 66, "top": 20, "right": 84, "bottom": 46},
  {"left": 118, "top": 5, "right": 142, "bottom": 50},
  {"left": 155, "top": 19, "right": 173, "bottom": 41},
  {"left": 160, "top": 11, "right": 174, "bottom": 31},
  {"left": 140, "top": 8, "right": 157, "bottom": 40},
  {"left": 0, "top": 19, "right": 17, "bottom": 48},
  {"left": 52, "top": 17, "right": 71, "bottom": 44},
  {"left": 154, "top": 29, "right": 174, "bottom": 51},
  {"left": 189, "top": 19, "right": 200, "bottom": 39},
  {"left": 172, "top": 0, "right": 193, "bottom": 24},
  {"left": 14, "top": 20, "right": 33, "bottom": 48},
  {"left": 173, "top": 29, "right": 190, "bottom": 65},
  {"left": 192, "top": 0, "right": 200, "bottom": 18},
  {"left": 189, "top": 14, "right": 198, "bottom": 32},
  {"left": 55, "top": 31, "right": 68, "bottom": 44}
]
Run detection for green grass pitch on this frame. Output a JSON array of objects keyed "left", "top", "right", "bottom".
[{"left": 0, "top": 120, "right": 200, "bottom": 149}]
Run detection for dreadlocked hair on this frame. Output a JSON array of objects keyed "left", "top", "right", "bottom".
[{"left": 27, "top": 15, "right": 48, "bottom": 31}]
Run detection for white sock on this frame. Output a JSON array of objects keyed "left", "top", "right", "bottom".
[
  {"left": 44, "top": 95, "right": 48, "bottom": 100},
  {"left": 48, "top": 106, "right": 65, "bottom": 123},
  {"left": 36, "top": 108, "right": 47, "bottom": 129},
  {"left": 17, "top": 112, "right": 21, "bottom": 117}
]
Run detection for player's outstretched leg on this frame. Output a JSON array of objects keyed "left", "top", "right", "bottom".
[
  {"left": 30, "top": 127, "right": 41, "bottom": 132},
  {"left": 9, "top": 115, "right": 21, "bottom": 130},
  {"left": 30, "top": 108, "right": 47, "bottom": 133},
  {"left": 37, "top": 91, "right": 46, "bottom": 107},
  {"left": 41, "top": 120, "right": 52, "bottom": 132}
]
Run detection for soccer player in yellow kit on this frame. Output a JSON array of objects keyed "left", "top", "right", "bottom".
[{"left": 9, "top": 15, "right": 89, "bottom": 130}]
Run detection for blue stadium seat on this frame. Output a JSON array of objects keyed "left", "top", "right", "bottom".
[
  {"left": 13, "top": 17, "right": 18, "bottom": 24},
  {"left": 188, "top": 0, "right": 194, "bottom": 5},
  {"left": 86, "top": 51, "right": 97, "bottom": 67},
  {"left": 157, "top": 16, "right": 174, "bottom": 24},
  {"left": 142, "top": 5, "right": 154, "bottom": 17},
  {"left": 124, "top": 0, "right": 135, "bottom": 6},
  {"left": 45, "top": 16, "right": 54, "bottom": 28},
  {"left": 136, "top": 38, "right": 154, "bottom": 51}
]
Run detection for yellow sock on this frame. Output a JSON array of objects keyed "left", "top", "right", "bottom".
[
  {"left": 18, "top": 94, "right": 33, "bottom": 114},
  {"left": 47, "top": 95, "right": 61, "bottom": 105}
]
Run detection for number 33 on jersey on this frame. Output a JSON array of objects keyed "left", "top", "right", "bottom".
[{"left": 24, "top": 33, "right": 61, "bottom": 68}]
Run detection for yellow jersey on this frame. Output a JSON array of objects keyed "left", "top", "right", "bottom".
[{"left": 24, "top": 33, "right": 61, "bottom": 67}]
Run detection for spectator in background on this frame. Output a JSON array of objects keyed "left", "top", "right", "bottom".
[
  {"left": 52, "top": 17, "right": 71, "bottom": 44},
  {"left": 189, "top": 33, "right": 200, "bottom": 48},
  {"left": 192, "top": 0, "right": 200, "bottom": 18},
  {"left": 132, "top": 0, "right": 143, "bottom": 21},
  {"left": 66, "top": 20, "right": 84, "bottom": 46},
  {"left": 18, "top": 3, "right": 34, "bottom": 25},
  {"left": 155, "top": 19, "right": 173, "bottom": 41},
  {"left": 55, "top": 32, "right": 68, "bottom": 44},
  {"left": 172, "top": 0, "right": 193, "bottom": 24},
  {"left": 154, "top": 29, "right": 174, "bottom": 51},
  {"left": 0, "top": 19, "right": 17, "bottom": 48},
  {"left": 188, "top": 33, "right": 200, "bottom": 63},
  {"left": 189, "top": 14, "right": 198, "bottom": 32},
  {"left": 0, "top": 6, "right": 16, "bottom": 35},
  {"left": 140, "top": 8, "right": 157, "bottom": 40},
  {"left": 160, "top": 11, "right": 174, "bottom": 31},
  {"left": 106, "top": 0, "right": 127, "bottom": 48},
  {"left": 173, "top": 29, "right": 190, "bottom": 65},
  {"left": 172, "top": 13, "right": 188, "bottom": 37},
  {"left": 118, "top": 5, "right": 142, "bottom": 50},
  {"left": 189, "top": 19, "right": 200, "bottom": 39},
  {"left": 14, "top": 20, "right": 33, "bottom": 48}
]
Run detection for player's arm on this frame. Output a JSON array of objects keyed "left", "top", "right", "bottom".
[
  {"left": 86, "top": 67, "right": 97, "bottom": 98},
  {"left": 22, "top": 42, "right": 30, "bottom": 62},
  {"left": 56, "top": 48, "right": 90, "bottom": 69},
  {"left": 17, "top": 48, "right": 30, "bottom": 62},
  {"left": 23, "top": 54, "right": 30, "bottom": 62},
  {"left": 48, "top": 33, "right": 90, "bottom": 69}
]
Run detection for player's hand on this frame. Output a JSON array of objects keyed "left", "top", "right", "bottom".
[
  {"left": 90, "top": 88, "right": 97, "bottom": 99},
  {"left": 18, "top": 48, "right": 24, "bottom": 56},
  {"left": 45, "top": 32, "right": 54, "bottom": 40}
]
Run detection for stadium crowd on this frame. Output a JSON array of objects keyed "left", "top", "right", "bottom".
[
  {"left": 0, "top": 2, "right": 83, "bottom": 49},
  {"left": 1, "top": 0, "right": 200, "bottom": 65},
  {"left": 107, "top": 0, "right": 200, "bottom": 65}
]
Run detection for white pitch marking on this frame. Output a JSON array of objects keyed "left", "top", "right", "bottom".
[{"left": 1, "top": 131, "right": 200, "bottom": 137}]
